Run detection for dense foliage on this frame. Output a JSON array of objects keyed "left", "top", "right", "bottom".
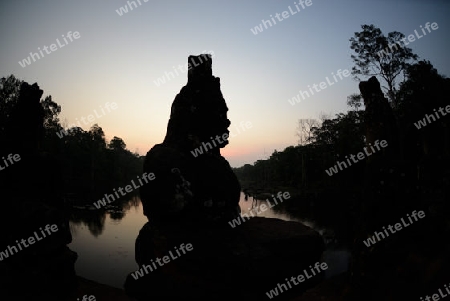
[
  {"left": 234, "top": 23, "right": 449, "bottom": 199},
  {"left": 0, "top": 75, "right": 144, "bottom": 203}
]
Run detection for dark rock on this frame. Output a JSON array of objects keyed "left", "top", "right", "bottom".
[
  {"left": 140, "top": 53, "right": 240, "bottom": 225},
  {"left": 125, "top": 217, "right": 324, "bottom": 299},
  {"left": 348, "top": 76, "right": 450, "bottom": 300},
  {"left": 125, "top": 55, "right": 325, "bottom": 299},
  {"left": 0, "top": 82, "right": 78, "bottom": 300},
  {"left": 359, "top": 76, "right": 398, "bottom": 161}
]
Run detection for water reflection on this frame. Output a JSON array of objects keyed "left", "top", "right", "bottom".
[
  {"left": 69, "top": 194, "right": 141, "bottom": 236},
  {"left": 68, "top": 192, "right": 350, "bottom": 288},
  {"left": 239, "top": 195, "right": 301, "bottom": 221},
  {"left": 70, "top": 209, "right": 106, "bottom": 237},
  {"left": 240, "top": 193, "right": 336, "bottom": 241},
  {"left": 240, "top": 192, "right": 352, "bottom": 279},
  {"left": 68, "top": 194, "right": 147, "bottom": 288}
]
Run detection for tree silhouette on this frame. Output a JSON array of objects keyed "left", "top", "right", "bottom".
[
  {"left": 296, "top": 118, "right": 320, "bottom": 145},
  {"left": 0, "top": 74, "right": 143, "bottom": 203},
  {"left": 350, "top": 24, "right": 418, "bottom": 106},
  {"left": 346, "top": 93, "right": 363, "bottom": 112},
  {"left": 108, "top": 136, "right": 126, "bottom": 151},
  {"left": 41, "top": 95, "right": 61, "bottom": 131},
  {"left": 0, "top": 75, "right": 22, "bottom": 134}
]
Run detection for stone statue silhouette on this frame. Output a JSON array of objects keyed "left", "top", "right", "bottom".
[
  {"left": 140, "top": 54, "right": 241, "bottom": 227},
  {"left": 125, "top": 54, "right": 324, "bottom": 299}
]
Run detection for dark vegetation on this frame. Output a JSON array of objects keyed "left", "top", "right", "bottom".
[
  {"left": 0, "top": 74, "right": 144, "bottom": 205},
  {"left": 232, "top": 25, "right": 450, "bottom": 299},
  {"left": 234, "top": 56, "right": 450, "bottom": 192},
  {"left": 233, "top": 24, "right": 450, "bottom": 244},
  {"left": 0, "top": 23, "right": 448, "bottom": 300}
]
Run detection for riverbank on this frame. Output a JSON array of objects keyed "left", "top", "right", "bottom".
[
  {"left": 64, "top": 276, "right": 133, "bottom": 301},
  {"left": 64, "top": 273, "right": 350, "bottom": 301}
]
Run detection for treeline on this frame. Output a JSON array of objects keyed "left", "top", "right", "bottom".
[
  {"left": 233, "top": 112, "right": 364, "bottom": 194},
  {"left": 234, "top": 24, "right": 449, "bottom": 201},
  {"left": 233, "top": 59, "right": 450, "bottom": 198},
  {"left": 0, "top": 74, "right": 143, "bottom": 205}
]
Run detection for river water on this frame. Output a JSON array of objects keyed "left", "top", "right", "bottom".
[{"left": 68, "top": 192, "right": 350, "bottom": 289}]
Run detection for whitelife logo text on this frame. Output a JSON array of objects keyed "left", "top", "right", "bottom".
[
  {"left": 56, "top": 102, "right": 118, "bottom": 139},
  {"left": 363, "top": 210, "right": 425, "bottom": 247},
  {"left": 0, "top": 224, "right": 59, "bottom": 261},
  {"left": 130, "top": 243, "right": 193, "bottom": 280},
  {"left": 93, "top": 172, "right": 155, "bottom": 209},
  {"left": 18, "top": 31, "right": 80, "bottom": 68}
]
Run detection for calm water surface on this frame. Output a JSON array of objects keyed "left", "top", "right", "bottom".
[{"left": 68, "top": 192, "right": 350, "bottom": 288}]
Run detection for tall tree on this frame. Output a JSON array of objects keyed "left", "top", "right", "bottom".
[
  {"left": 349, "top": 24, "right": 418, "bottom": 106},
  {"left": 0, "top": 75, "right": 23, "bottom": 133},
  {"left": 108, "top": 136, "right": 126, "bottom": 151},
  {"left": 41, "top": 95, "right": 62, "bottom": 133},
  {"left": 296, "top": 118, "right": 320, "bottom": 145},
  {"left": 347, "top": 93, "right": 363, "bottom": 111},
  {"left": 89, "top": 124, "right": 106, "bottom": 148}
]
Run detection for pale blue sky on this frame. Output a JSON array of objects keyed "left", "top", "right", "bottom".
[{"left": 1, "top": 0, "right": 449, "bottom": 167}]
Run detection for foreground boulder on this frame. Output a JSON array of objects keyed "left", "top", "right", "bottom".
[{"left": 125, "top": 217, "right": 324, "bottom": 299}]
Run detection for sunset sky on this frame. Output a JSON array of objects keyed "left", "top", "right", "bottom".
[{"left": 1, "top": 0, "right": 449, "bottom": 167}]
